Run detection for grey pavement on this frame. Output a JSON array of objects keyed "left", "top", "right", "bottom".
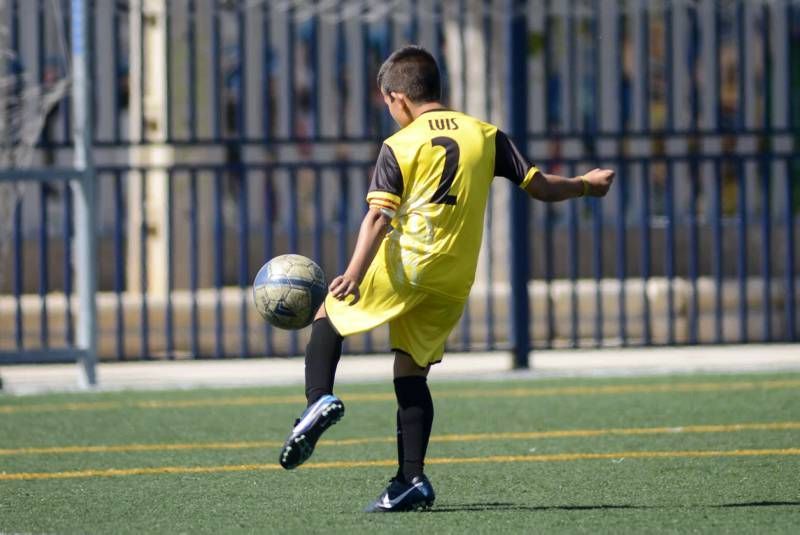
[{"left": 1, "top": 344, "right": 799, "bottom": 395}]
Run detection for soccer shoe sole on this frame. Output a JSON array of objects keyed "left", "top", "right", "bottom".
[{"left": 279, "top": 397, "right": 344, "bottom": 470}]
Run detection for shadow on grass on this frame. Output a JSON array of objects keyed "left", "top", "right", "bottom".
[
  {"left": 430, "top": 501, "right": 800, "bottom": 513},
  {"left": 429, "top": 503, "right": 643, "bottom": 513},
  {"left": 714, "top": 501, "right": 800, "bottom": 508}
]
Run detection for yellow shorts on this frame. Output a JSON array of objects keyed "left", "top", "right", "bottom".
[{"left": 325, "top": 254, "right": 466, "bottom": 368}]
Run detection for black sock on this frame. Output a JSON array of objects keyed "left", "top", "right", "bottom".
[
  {"left": 395, "top": 409, "right": 404, "bottom": 481},
  {"left": 304, "top": 317, "right": 343, "bottom": 406},
  {"left": 394, "top": 376, "right": 434, "bottom": 482}
]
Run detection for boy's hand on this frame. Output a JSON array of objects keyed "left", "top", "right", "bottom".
[
  {"left": 582, "top": 168, "right": 615, "bottom": 197},
  {"left": 329, "top": 273, "right": 361, "bottom": 305}
]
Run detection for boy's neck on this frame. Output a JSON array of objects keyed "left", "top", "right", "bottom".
[{"left": 409, "top": 101, "right": 448, "bottom": 120}]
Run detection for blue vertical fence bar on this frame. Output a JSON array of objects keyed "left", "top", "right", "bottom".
[
  {"left": 544, "top": 202, "right": 555, "bottom": 348},
  {"left": 165, "top": 170, "right": 175, "bottom": 358},
  {"left": 591, "top": 0, "right": 603, "bottom": 348},
  {"left": 63, "top": 184, "right": 74, "bottom": 345},
  {"left": 737, "top": 159, "right": 748, "bottom": 343},
  {"left": 636, "top": 0, "right": 652, "bottom": 345},
  {"left": 360, "top": 6, "right": 371, "bottom": 139},
  {"left": 590, "top": 199, "right": 603, "bottom": 347},
  {"left": 189, "top": 170, "right": 200, "bottom": 357},
  {"left": 760, "top": 171, "right": 772, "bottom": 342},
  {"left": 165, "top": 3, "right": 172, "bottom": 141},
  {"left": 308, "top": 9, "right": 319, "bottom": 139},
  {"left": 237, "top": 1, "right": 247, "bottom": 142},
  {"left": 405, "top": 0, "right": 417, "bottom": 42},
  {"left": 113, "top": 172, "right": 124, "bottom": 359},
  {"left": 214, "top": 169, "right": 225, "bottom": 357},
  {"left": 760, "top": 3, "right": 772, "bottom": 342},
  {"left": 287, "top": 4, "right": 296, "bottom": 139},
  {"left": 262, "top": 0, "right": 271, "bottom": 141},
  {"left": 543, "top": 0, "right": 555, "bottom": 349},
  {"left": 713, "top": 7, "right": 724, "bottom": 344},
  {"left": 188, "top": 0, "right": 197, "bottom": 141},
  {"left": 712, "top": 160, "right": 723, "bottom": 343},
  {"left": 663, "top": 1, "right": 675, "bottom": 345},
  {"left": 640, "top": 161, "right": 651, "bottom": 345},
  {"left": 238, "top": 166, "right": 250, "bottom": 358},
  {"left": 687, "top": 4, "right": 700, "bottom": 344},
  {"left": 336, "top": 3, "right": 347, "bottom": 136},
  {"left": 567, "top": 0, "right": 576, "bottom": 133},
  {"left": 112, "top": 0, "right": 121, "bottom": 142},
  {"left": 13, "top": 189, "right": 23, "bottom": 350},
  {"left": 736, "top": 0, "right": 748, "bottom": 344},
  {"left": 36, "top": 0, "right": 45, "bottom": 131},
  {"left": 786, "top": 158, "right": 796, "bottom": 342},
  {"left": 139, "top": 171, "right": 150, "bottom": 358},
  {"left": 664, "top": 170, "right": 675, "bottom": 344},
  {"left": 87, "top": 0, "right": 95, "bottom": 135},
  {"left": 61, "top": 0, "right": 71, "bottom": 141},
  {"left": 288, "top": 169, "right": 299, "bottom": 253},
  {"left": 378, "top": 12, "right": 392, "bottom": 138},
  {"left": 616, "top": 166, "right": 627, "bottom": 345},
  {"left": 262, "top": 169, "right": 274, "bottom": 356},
  {"left": 138, "top": 5, "right": 146, "bottom": 141},
  {"left": 508, "top": 0, "right": 529, "bottom": 367},
  {"left": 785, "top": 3, "right": 796, "bottom": 343},
  {"left": 434, "top": 2, "right": 445, "bottom": 97},
  {"left": 212, "top": 2, "right": 222, "bottom": 140},
  {"left": 313, "top": 169, "right": 323, "bottom": 265},
  {"left": 688, "top": 170, "right": 699, "bottom": 344},
  {"left": 38, "top": 184, "right": 49, "bottom": 348}
]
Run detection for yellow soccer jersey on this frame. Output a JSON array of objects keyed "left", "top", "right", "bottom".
[{"left": 366, "top": 109, "right": 539, "bottom": 300}]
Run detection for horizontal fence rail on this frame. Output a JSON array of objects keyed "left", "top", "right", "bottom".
[{"left": 0, "top": 0, "right": 798, "bottom": 363}]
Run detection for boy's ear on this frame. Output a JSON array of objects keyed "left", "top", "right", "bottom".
[{"left": 390, "top": 91, "right": 405, "bottom": 103}]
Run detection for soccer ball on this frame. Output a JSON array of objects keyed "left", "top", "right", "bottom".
[{"left": 252, "top": 254, "right": 327, "bottom": 330}]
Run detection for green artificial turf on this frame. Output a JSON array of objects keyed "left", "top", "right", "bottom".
[{"left": 1, "top": 371, "right": 799, "bottom": 534}]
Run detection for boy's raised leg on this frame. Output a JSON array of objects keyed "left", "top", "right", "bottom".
[{"left": 279, "top": 311, "right": 345, "bottom": 470}]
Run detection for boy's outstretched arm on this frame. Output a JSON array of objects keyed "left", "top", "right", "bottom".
[
  {"left": 328, "top": 207, "right": 391, "bottom": 305},
  {"left": 525, "top": 167, "right": 615, "bottom": 202}
]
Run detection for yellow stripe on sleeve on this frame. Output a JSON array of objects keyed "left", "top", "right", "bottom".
[
  {"left": 366, "top": 191, "right": 401, "bottom": 210},
  {"left": 369, "top": 199, "right": 398, "bottom": 211},
  {"left": 519, "top": 166, "right": 540, "bottom": 190}
]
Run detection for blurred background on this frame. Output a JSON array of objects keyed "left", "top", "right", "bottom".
[{"left": 0, "top": 0, "right": 798, "bottom": 378}]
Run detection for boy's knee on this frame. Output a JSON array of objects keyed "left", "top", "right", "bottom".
[{"left": 393, "top": 351, "right": 429, "bottom": 378}]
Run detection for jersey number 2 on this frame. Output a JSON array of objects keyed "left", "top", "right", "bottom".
[{"left": 430, "top": 136, "right": 459, "bottom": 205}]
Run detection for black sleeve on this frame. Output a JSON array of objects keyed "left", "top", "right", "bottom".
[
  {"left": 494, "top": 130, "right": 535, "bottom": 185},
  {"left": 368, "top": 143, "right": 404, "bottom": 197}
]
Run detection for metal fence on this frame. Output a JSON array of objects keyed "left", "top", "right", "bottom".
[{"left": 0, "top": 0, "right": 798, "bottom": 375}]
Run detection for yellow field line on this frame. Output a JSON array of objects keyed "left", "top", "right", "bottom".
[
  {"left": 2, "top": 448, "right": 799, "bottom": 481},
  {"left": 2, "top": 378, "right": 800, "bottom": 415},
  {"left": 2, "top": 421, "right": 798, "bottom": 456}
]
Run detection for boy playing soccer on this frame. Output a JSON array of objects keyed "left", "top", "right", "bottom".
[{"left": 279, "top": 46, "right": 614, "bottom": 512}]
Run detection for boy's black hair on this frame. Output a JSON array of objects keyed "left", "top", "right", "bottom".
[{"left": 377, "top": 45, "right": 441, "bottom": 103}]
